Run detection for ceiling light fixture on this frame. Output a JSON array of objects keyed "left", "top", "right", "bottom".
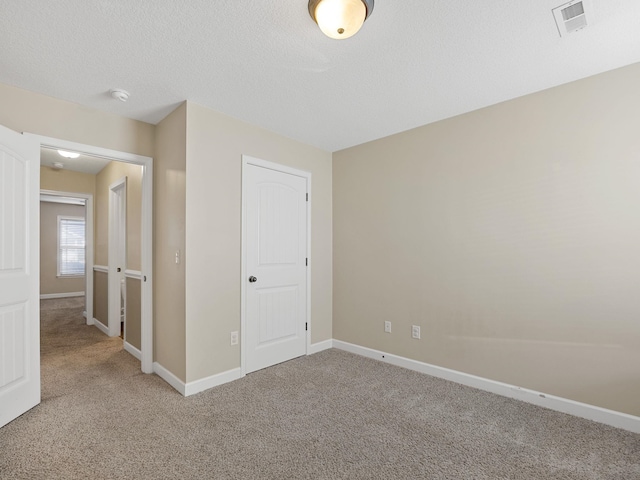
[
  {"left": 58, "top": 150, "right": 80, "bottom": 159},
  {"left": 308, "top": 0, "right": 374, "bottom": 40}
]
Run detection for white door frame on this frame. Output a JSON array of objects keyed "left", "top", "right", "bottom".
[
  {"left": 108, "top": 177, "right": 127, "bottom": 338},
  {"left": 27, "top": 134, "right": 154, "bottom": 374},
  {"left": 240, "top": 155, "right": 312, "bottom": 375},
  {"left": 39, "top": 190, "right": 94, "bottom": 325}
]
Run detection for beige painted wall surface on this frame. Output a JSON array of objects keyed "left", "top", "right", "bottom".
[
  {"left": 184, "top": 102, "right": 333, "bottom": 383},
  {"left": 0, "top": 83, "right": 154, "bottom": 157},
  {"left": 126, "top": 279, "right": 142, "bottom": 350},
  {"left": 94, "top": 161, "right": 143, "bottom": 269},
  {"left": 94, "top": 271, "right": 108, "bottom": 326},
  {"left": 41, "top": 166, "right": 96, "bottom": 197},
  {"left": 333, "top": 62, "right": 640, "bottom": 416},
  {"left": 153, "top": 103, "right": 187, "bottom": 381},
  {"left": 40, "top": 202, "right": 86, "bottom": 295}
]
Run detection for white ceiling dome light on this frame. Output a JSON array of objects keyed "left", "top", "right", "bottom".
[
  {"left": 308, "top": 0, "right": 374, "bottom": 40},
  {"left": 58, "top": 150, "right": 79, "bottom": 159}
]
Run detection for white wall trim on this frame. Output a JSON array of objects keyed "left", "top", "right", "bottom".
[
  {"left": 93, "top": 265, "right": 108, "bottom": 273},
  {"left": 184, "top": 368, "right": 245, "bottom": 397},
  {"left": 124, "top": 341, "right": 142, "bottom": 361},
  {"left": 153, "top": 362, "right": 186, "bottom": 395},
  {"left": 332, "top": 340, "right": 640, "bottom": 434},
  {"left": 92, "top": 318, "right": 109, "bottom": 336},
  {"left": 124, "top": 269, "right": 142, "bottom": 280},
  {"left": 153, "top": 363, "right": 245, "bottom": 397},
  {"left": 40, "top": 291, "right": 85, "bottom": 300},
  {"left": 308, "top": 339, "right": 333, "bottom": 355}
]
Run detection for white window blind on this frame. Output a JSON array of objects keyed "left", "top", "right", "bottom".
[{"left": 58, "top": 216, "right": 86, "bottom": 276}]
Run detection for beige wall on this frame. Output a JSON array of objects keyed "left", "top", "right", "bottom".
[
  {"left": 153, "top": 103, "right": 187, "bottom": 381},
  {"left": 94, "top": 271, "right": 108, "bottom": 326},
  {"left": 40, "top": 202, "right": 86, "bottom": 295},
  {"left": 94, "top": 161, "right": 143, "bottom": 269},
  {"left": 126, "top": 279, "right": 142, "bottom": 350},
  {"left": 0, "top": 83, "right": 154, "bottom": 157},
  {"left": 184, "top": 102, "right": 333, "bottom": 382},
  {"left": 41, "top": 166, "right": 96, "bottom": 198},
  {"left": 333, "top": 62, "right": 640, "bottom": 417}
]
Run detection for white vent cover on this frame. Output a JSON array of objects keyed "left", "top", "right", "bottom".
[{"left": 553, "top": 0, "right": 590, "bottom": 37}]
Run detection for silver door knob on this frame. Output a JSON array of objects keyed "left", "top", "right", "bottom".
[{"left": 249, "top": 276, "right": 257, "bottom": 283}]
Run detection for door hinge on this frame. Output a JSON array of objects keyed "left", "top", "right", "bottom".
[
  {"left": 306, "top": 193, "right": 308, "bottom": 202},
  {"left": 306, "top": 258, "right": 308, "bottom": 266},
  {"left": 305, "top": 322, "right": 308, "bottom": 331}
]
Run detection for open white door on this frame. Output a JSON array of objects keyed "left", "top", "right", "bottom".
[
  {"left": 108, "top": 177, "right": 127, "bottom": 338},
  {"left": 243, "top": 158, "right": 309, "bottom": 374},
  {"left": 0, "top": 125, "right": 40, "bottom": 428}
]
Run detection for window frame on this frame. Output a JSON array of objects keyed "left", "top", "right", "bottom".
[{"left": 57, "top": 215, "right": 86, "bottom": 278}]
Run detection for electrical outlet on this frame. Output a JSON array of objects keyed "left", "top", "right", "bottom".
[
  {"left": 230, "top": 331, "right": 239, "bottom": 345},
  {"left": 384, "top": 321, "right": 392, "bottom": 333},
  {"left": 412, "top": 325, "right": 421, "bottom": 339}
]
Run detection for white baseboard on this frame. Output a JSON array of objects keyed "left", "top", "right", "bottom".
[
  {"left": 185, "top": 368, "right": 244, "bottom": 397},
  {"left": 333, "top": 340, "right": 640, "bottom": 434},
  {"left": 153, "top": 362, "right": 186, "bottom": 395},
  {"left": 40, "top": 291, "right": 85, "bottom": 300},
  {"left": 92, "top": 318, "right": 109, "bottom": 336},
  {"left": 152, "top": 362, "right": 244, "bottom": 397},
  {"left": 123, "top": 341, "right": 142, "bottom": 361},
  {"left": 308, "top": 339, "right": 334, "bottom": 355}
]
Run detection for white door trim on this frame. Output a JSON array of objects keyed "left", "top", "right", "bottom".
[
  {"left": 26, "top": 134, "right": 154, "bottom": 374},
  {"left": 240, "top": 155, "right": 312, "bottom": 376},
  {"left": 108, "top": 177, "right": 126, "bottom": 338},
  {"left": 40, "top": 189, "right": 94, "bottom": 326}
]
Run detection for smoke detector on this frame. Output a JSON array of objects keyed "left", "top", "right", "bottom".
[
  {"left": 110, "top": 88, "right": 130, "bottom": 102},
  {"left": 553, "top": 0, "right": 590, "bottom": 37},
  {"left": 52, "top": 162, "right": 64, "bottom": 170}
]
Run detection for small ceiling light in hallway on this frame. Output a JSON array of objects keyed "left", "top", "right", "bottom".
[
  {"left": 308, "top": 0, "right": 374, "bottom": 39},
  {"left": 58, "top": 150, "right": 79, "bottom": 159}
]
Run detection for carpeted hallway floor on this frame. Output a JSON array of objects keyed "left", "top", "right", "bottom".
[{"left": 1, "top": 298, "right": 639, "bottom": 479}]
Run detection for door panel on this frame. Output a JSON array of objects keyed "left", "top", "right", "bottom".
[
  {"left": 108, "top": 178, "right": 126, "bottom": 337},
  {"left": 245, "top": 163, "right": 307, "bottom": 373},
  {"left": 0, "top": 125, "right": 40, "bottom": 428},
  {"left": 257, "top": 285, "right": 299, "bottom": 344},
  {"left": 0, "top": 303, "right": 27, "bottom": 388}
]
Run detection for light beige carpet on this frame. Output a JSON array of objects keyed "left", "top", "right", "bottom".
[{"left": 1, "top": 297, "right": 638, "bottom": 479}]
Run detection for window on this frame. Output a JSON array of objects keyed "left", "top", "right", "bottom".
[{"left": 58, "top": 216, "right": 86, "bottom": 277}]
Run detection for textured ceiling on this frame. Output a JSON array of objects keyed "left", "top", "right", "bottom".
[{"left": 2, "top": 0, "right": 640, "bottom": 152}]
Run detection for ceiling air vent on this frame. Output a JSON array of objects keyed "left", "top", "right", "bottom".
[{"left": 552, "top": 0, "right": 590, "bottom": 37}]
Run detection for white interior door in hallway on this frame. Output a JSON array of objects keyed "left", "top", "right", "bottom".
[
  {"left": 0, "top": 124, "right": 40, "bottom": 428},
  {"left": 242, "top": 157, "right": 310, "bottom": 374},
  {"left": 108, "top": 177, "right": 127, "bottom": 338}
]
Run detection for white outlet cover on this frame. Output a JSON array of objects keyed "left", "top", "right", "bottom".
[
  {"left": 412, "top": 325, "right": 421, "bottom": 339},
  {"left": 384, "top": 321, "right": 392, "bottom": 333}
]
